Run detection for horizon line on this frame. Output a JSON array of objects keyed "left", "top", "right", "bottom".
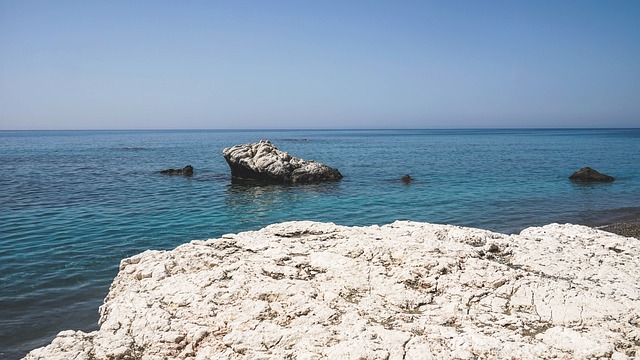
[{"left": 2, "top": 126, "right": 639, "bottom": 132}]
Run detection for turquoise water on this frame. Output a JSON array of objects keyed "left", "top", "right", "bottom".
[{"left": 1, "top": 128, "right": 639, "bottom": 358}]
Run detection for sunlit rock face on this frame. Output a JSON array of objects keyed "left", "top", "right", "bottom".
[
  {"left": 25, "top": 221, "right": 640, "bottom": 360},
  {"left": 222, "top": 140, "right": 343, "bottom": 184}
]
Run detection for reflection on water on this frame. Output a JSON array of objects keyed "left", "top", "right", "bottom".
[
  {"left": 225, "top": 183, "right": 291, "bottom": 209},
  {"left": 224, "top": 181, "right": 343, "bottom": 225},
  {"left": 569, "top": 180, "right": 615, "bottom": 216},
  {"left": 193, "top": 173, "right": 229, "bottom": 182},
  {"left": 225, "top": 181, "right": 343, "bottom": 206},
  {"left": 569, "top": 181, "right": 615, "bottom": 191}
]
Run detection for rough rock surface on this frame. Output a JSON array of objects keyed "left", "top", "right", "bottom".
[
  {"left": 25, "top": 221, "right": 640, "bottom": 360},
  {"left": 161, "top": 165, "right": 194, "bottom": 176},
  {"left": 570, "top": 167, "right": 615, "bottom": 182},
  {"left": 222, "top": 140, "right": 342, "bottom": 183}
]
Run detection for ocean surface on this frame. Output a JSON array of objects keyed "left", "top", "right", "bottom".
[{"left": 1, "top": 128, "right": 639, "bottom": 358}]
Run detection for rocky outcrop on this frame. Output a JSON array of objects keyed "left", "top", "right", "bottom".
[
  {"left": 222, "top": 140, "right": 342, "bottom": 183},
  {"left": 401, "top": 175, "right": 413, "bottom": 184},
  {"left": 24, "top": 221, "right": 640, "bottom": 359},
  {"left": 570, "top": 167, "right": 614, "bottom": 182},
  {"left": 161, "top": 165, "right": 193, "bottom": 176}
]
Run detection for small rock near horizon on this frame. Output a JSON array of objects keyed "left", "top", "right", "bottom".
[
  {"left": 160, "top": 165, "right": 193, "bottom": 176},
  {"left": 569, "top": 167, "right": 614, "bottom": 182},
  {"left": 401, "top": 175, "right": 413, "bottom": 183}
]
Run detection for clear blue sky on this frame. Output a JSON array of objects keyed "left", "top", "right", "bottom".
[{"left": 1, "top": 1, "right": 639, "bottom": 130}]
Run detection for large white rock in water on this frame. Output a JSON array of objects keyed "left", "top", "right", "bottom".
[
  {"left": 25, "top": 222, "right": 640, "bottom": 359},
  {"left": 222, "top": 140, "right": 343, "bottom": 183}
]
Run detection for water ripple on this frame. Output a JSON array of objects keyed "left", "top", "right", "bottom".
[{"left": 1, "top": 129, "right": 640, "bottom": 359}]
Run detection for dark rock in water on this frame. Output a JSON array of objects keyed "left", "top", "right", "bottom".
[
  {"left": 222, "top": 140, "right": 343, "bottom": 184},
  {"left": 569, "top": 167, "right": 614, "bottom": 183},
  {"left": 401, "top": 175, "right": 413, "bottom": 184},
  {"left": 182, "top": 165, "right": 193, "bottom": 176},
  {"left": 161, "top": 165, "right": 193, "bottom": 176}
]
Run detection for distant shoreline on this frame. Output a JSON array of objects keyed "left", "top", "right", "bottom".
[
  {"left": 599, "top": 222, "right": 640, "bottom": 239},
  {"left": 591, "top": 208, "right": 640, "bottom": 239},
  {"left": 566, "top": 206, "right": 640, "bottom": 239}
]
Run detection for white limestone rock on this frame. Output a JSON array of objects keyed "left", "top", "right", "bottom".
[
  {"left": 222, "top": 140, "right": 343, "bottom": 183},
  {"left": 24, "top": 221, "right": 640, "bottom": 359}
]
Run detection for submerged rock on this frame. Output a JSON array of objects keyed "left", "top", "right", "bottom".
[
  {"left": 569, "top": 167, "right": 614, "bottom": 182},
  {"left": 222, "top": 140, "right": 342, "bottom": 184},
  {"left": 160, "top": 165, "right": 193, "bottom": 176},
  {"left": 25, "top": 221, "right": 640, "bottom": 359}
]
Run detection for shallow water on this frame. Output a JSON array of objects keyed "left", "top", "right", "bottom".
[{"left": 1, "top": 128, "right": 639, "bottom": 358}]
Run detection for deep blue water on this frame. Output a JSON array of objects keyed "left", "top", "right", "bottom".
[{"left": 1, "top": 128, "right": 639, "bottom": 358}]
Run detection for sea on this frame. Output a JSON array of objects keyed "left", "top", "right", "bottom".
[{"left": 1, "top": 128, "right": 639, "bottom": 359}]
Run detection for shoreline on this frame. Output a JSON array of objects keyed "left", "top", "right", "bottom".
[
  {"left": 597, "top": 221, "right": 640, "bottom": 240},
  {"left": 23, "top": 220, "right": 640, "bottom": 359},
  {"left": 577, "top": 207, "right": 640, "bottom": 239},
  {"left": 7, "top": 212, "right": 640, "bottom": 359},
  {"left": 8, "top": 213, "right": 640, "bottom": 359}
]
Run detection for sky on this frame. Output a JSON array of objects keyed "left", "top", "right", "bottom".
[{"left": 1, "top": 1, "right": 639, "bottom": 130}]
